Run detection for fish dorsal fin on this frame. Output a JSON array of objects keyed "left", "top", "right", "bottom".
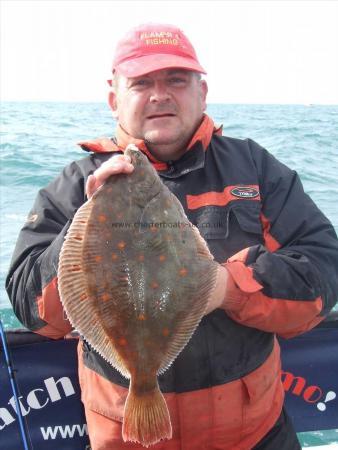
[
  {"left": 58, "top": 198, "right": 130, "bottom": 379},
  {"left": 158, "top": 229, "right": 218, "bottom": 375},
  {"left": 190, "top": 223, "right": 215, "bottom": 260}
]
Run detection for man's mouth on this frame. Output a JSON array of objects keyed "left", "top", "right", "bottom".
[{"left": 146, "top": 113, "right": 176, "bottom": 119}]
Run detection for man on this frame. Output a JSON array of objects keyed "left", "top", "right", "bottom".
[{"left": 6, "top": 23, "right": 338, "bottom": 450}]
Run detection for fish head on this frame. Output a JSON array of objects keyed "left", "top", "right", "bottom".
[
  {"left": 125, "top": 144, "right": 153, "bottom": 171},
  {"left": 125, "top": 144, "right": 163, "bottom": 205}
]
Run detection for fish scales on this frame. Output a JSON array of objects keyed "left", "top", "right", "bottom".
[{"left": 58, "top": 144, "right": 219, "bottom": 447}]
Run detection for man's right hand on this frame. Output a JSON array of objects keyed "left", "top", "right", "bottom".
[{"left": 85, "top": 154, "right": 134, "bottom": 199}]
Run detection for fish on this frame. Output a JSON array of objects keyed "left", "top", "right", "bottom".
[{"left": 58, "top": 144, "right": 219, "bottom": 447}]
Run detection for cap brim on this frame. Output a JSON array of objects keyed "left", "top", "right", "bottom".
[{"left": 114, "top": 54, "right": 207, "bottom": 77}]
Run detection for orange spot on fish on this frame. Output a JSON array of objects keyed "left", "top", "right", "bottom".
[
  {"left": 138, "top": 313, "right": 146, "bottom": 321},
  {"left": 162, "top": 328, "right": 170, "bottom": 337},
  {"left": 118, "top": 337, "right": 128, "bottom": 346},
  {"left": 79, "top": 293, "right": 87, "bottom": 301},
  {"left": 95, "top": 255, "right": 102, "bottom": 263},
  {"left": 70, "top": 265, "right": 81, "bottom": 272},
  {"left": 111, "top": 253, "right": 118, "bottom": 261},
  {"left": 98, "top": 214, "right": 107, "bottom": 223},
  {"left": 117, "top": 241, "right": 126, "bottom": 250},
  {"left": 159, "top": 255, "right": 166, "bottom": 262},
  {"left": 74, "top": 236, "right": 83, "bottom": 241},
  {"left": 138, "top": 254, "right": 145, "bottom": 262},
  {"left": 151, "top": 281, "right": 159, "bottom": 289},
  {"left": 179, "top": 267, "right": 188, "bottom": 277},
  {"left": 100, "top": 293, "right": 110, "bottom": 302}
]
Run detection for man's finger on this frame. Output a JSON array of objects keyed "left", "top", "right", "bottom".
[
  {"left": 85, "top": 157, "right": 134, "bottom": 199},
  {"left": 85, "top": 174, "right": 98, "bottom": 199},
  {"left": 112, "top": 154, "right": 132, "bottom": 164},
  {"left": 94, "top": 161, "right": 134, "bottom": 180}
]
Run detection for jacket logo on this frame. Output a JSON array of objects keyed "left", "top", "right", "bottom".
[
  {"left": 231, "top": 186, "right": 259, "bottom": 199},
  {"left": 26, "top": 213, "right": 38, "bottom": 223}
]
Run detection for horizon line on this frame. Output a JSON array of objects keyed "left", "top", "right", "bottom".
[{"left": 1, "top": 100, "right": 337, "bottom": 107}]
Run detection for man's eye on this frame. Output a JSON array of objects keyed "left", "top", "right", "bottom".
[
  {"left": 168, "top": 77, "right": 187, "bottom": 85},
  {"left": 132, "top": 79, "right": 150, "bottom": 87}
]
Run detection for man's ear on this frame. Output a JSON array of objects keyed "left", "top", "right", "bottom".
[
  {"left": 200, "top": 79, "right": 208, "bottom": 112},
  {"left": 108, "top": 90, "right": 118, "bottom": 119}
]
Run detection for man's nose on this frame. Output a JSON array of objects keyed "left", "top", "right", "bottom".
[{"left": 149, "top": 81, "right": 171, "bottom": 102}]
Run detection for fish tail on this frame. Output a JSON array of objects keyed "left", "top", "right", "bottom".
[{"left": 122, "top": 381, "right": 172, "bottom": 447}]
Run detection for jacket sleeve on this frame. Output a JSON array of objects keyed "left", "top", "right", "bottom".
[
  {"left": 6, "top": 161, "right": 88, "bottom": 339},
  {"left": 223, "top": 139, "right": 338, "bottom": 338}
]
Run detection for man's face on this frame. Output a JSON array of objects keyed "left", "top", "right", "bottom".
[{"left": 109, "top": 69, "right": 208, "bottom": 161}]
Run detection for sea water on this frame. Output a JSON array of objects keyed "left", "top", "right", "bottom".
[{"left": 1, "top": 102, "right": 338, "bottom": 447}]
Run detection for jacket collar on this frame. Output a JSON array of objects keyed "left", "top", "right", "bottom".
[{"left": 78, "top": 114, "right": 222, "bottom": 176}]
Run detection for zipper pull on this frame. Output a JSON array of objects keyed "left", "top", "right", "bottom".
[{"left": 167, "top": 160, "right": 175, "bottom": 174}]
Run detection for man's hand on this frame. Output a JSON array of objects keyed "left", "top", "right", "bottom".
[
  {"left": 205, "top": 264, "right": 229, "bottom": 315},
  {"left": 85, "top": 154, "right": 134, "bottom": 199}
]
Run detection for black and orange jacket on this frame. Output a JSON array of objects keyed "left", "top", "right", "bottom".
[{"left": 6, "top": 115, "right": 338, "bottom": 449}]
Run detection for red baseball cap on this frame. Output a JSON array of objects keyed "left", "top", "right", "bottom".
[{"left": 112, "top": 23, "right": 206, "bottom": 77}]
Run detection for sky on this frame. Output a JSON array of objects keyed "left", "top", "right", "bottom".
[{"left": 1, "top": 0, "right": 338, "bottom": 104}]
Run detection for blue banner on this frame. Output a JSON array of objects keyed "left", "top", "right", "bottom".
[
  {"left": 0, "top": 336, "right": 89, "bottom": 449},
  {"left": 280, "top": 326, "right": 338, "bottom": 432},
  {"left": 1, "top": 323, "right": 337, "bottom": 449}
]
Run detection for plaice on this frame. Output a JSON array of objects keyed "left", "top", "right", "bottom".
[{"left": 58, "top": 144, "right": 219, "bottom": 447}]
